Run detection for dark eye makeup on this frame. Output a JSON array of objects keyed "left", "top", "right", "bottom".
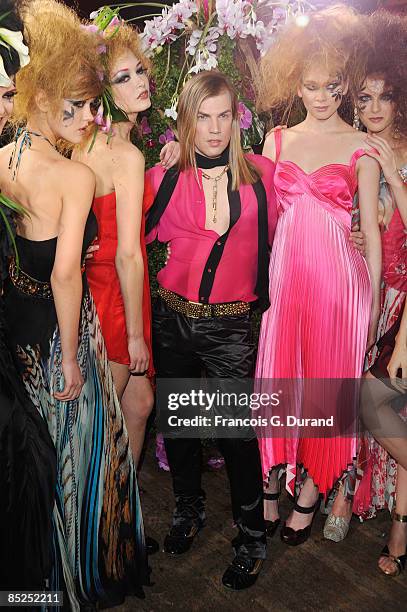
[
  {"left": 3, "top": 90, "right": 16, "bottom": 101},
  {"left": 112, "top": 73, "right": 129, "bottom": 85},
  {"left": 66, "top": 99, "right": 86, "bottom": 109}
]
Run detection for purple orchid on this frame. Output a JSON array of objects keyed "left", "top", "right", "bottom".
[
  {"left": 94, "top": 104, "right": 104, "bottom": 126},
  {"left": 159, "top": 128, "right": 175, "bottom": 145},
  {"left": 140, "top": 116, "right": 152, "bottom": 136},
  {"left": 238, "top": 102, "right": 253, "bottom": 130},
  {"left": 81, "top": 24, "right": 99, "bottom": 34}
]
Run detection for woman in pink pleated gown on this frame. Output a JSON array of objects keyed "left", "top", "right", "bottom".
[{"left": 255, "top": 8, "right": 382, "bottom": 545}]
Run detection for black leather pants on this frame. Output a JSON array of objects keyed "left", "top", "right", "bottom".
[{"left": 152, "top": 297, "right": 266, "bottom": 559}]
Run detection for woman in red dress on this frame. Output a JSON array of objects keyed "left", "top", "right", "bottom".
[{"left": 75, "top": 15, "right": 178, "bottom": 466}]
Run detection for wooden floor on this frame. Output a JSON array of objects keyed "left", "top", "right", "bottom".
[{"left": 110, "top": 441, "right": 407, "bottom": 612}]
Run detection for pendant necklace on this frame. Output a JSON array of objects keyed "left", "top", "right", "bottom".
[{"left": 201, "top": 164, "right": 229, "bottom": 223}]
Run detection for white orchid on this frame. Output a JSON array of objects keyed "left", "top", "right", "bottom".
[
  {"left": 164, "top": 106, "right": 178, "bottom": 121},
  {"left": 0, "top": 55, "right": 11, "bottom": 87},
  {"left": 0, "top": 28, "right": 30, "bottom": 86}
]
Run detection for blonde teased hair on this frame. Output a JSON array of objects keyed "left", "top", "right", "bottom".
[
  {"left": 177, "top": 71, "right": 260, "bottom": 190},
  {"left": 102, "top": 19, "right": 151, "bottom": 77},
  {"left": 257, "top": 5, "right": 366, "bottom": 123},
  {"left": 14, "top": 0, "right": 105, "bottom": 122}
]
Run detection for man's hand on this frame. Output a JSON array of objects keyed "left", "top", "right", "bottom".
[
  {"left": 349, "top": 223, "right": 366, "bottom": 256},
  {"left": 159, "top": 141, "right": 180, "bottom": 170}
]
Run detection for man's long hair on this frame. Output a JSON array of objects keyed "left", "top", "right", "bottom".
[{"left": 177, "top": 71, "right": 261, "bottom": 190}]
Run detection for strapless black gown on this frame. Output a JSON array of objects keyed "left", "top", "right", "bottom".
[
  {"left": 0, "top": 207, "right": 56, "bottom": 589},
  {"left": 3, "top": 211, "right": 148, "bottom": 609}
]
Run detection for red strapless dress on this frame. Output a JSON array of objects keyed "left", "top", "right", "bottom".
[{"left": 86, "top": 180, "right": 154, "bottom": 377}]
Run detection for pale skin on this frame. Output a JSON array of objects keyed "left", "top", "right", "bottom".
[
  {"left": 0, "top": 88, "right": 97, "bottom": 401},
  {"left": 195, "top": 90, "right": 234, "bottom": 235},
  {"left": 331, "top": 75, "right": 407, "bottom": 571},
  {"left": 357, "top": 76, "right": 407, "bottom": 224},
  {"left": 263, "top": 66, "right": 381, "bottom": 532},
  {"left": 75, "top": 49, "right": 179, "bottom": 465}
]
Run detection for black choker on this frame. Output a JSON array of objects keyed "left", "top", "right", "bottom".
[{"left": 195, "top": 147, "right": 230, "bottom": 169}]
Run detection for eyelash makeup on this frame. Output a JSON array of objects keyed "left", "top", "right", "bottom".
[
  {"left": 112, "top": 74, "right": 129, "bottom": 85},
  {"left": 356, "top": 92, "right": 394, "bottom": 112},
  {"left": 3, "top": 91, "right": 16, "bottom": 101},
  {"left": 112, "top": 66, "right": 148, "bottom": 85}
]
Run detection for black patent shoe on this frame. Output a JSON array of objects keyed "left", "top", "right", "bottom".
[
  {"left": 146, "top": 535, "right": 159, "bottom": 555},
  {"left": 264, "top": 491, "right": 280, "bottom": 538},
  {"left": 280, "top": 497, "right": 320, "bottom": 547},
  {"left": 222, "top": 554, "right": 264, "bottom": 590},
  {"left": 163, "top": 521, "right": 202, "bottom": 555}
]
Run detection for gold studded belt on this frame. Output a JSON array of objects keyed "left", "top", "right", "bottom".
[
  {"left": 158, "top": 286, "right": 250, "bottom": 319},
  {"left": 9, "top": 257, "right": 53, "bottom": 300}
]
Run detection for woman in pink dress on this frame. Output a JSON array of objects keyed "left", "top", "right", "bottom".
[{"left": 255, "top": 7, "right": 382, "bottom": 545}]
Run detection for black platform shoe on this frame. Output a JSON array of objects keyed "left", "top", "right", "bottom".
[
  {"left": 264, "top": 491, "right": 280, "bottom": 538},
  {"left": 146, "top": 536, "right": 159, "bottom": 555},
  {"left": 280, "top": 497, "right": 320, "bottom": 546},
  {"left": 163, "top": 520, "right": 203, "bottom": 555},
  {"left": 222, "top": 554, "right": 264, "bottom": 590},
  {"left": 379, "top": 512, "right": 407, "bottom": 577}
]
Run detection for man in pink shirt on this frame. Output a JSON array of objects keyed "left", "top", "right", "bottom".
[{"left": 146, "top": 72, "right": 277, "bottom": 590}]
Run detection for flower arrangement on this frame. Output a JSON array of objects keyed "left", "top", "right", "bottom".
[{"left": 110, "top": 0, "right": 315, "bottom": 167}]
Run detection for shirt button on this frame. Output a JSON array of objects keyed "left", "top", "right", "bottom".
[
  {"left": 216, "top": 241, "right": 221, "bottom": 246},
  {"left": 200, "top": 296, "right": 205, "bottom": 301}
]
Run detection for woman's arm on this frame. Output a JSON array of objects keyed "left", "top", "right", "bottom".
[
  {"left": 113, "top": 146, "right": 149, "bottom": 374},
  {"left": 364, "top": 133, "right": 407, "bottom": 228},
  {"left": 51, "top": 162, "right": 95, "bottom": 400},
  {"left": 357, "top": 155, "right": 382, "bottom": 351}
]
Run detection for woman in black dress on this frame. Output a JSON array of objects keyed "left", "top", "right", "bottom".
[
  {"left": 1, "top": 1, "right": 148, "bottom": 607},
  {"left": 0, "top": 0, "right": 56, "bottom": 589}
]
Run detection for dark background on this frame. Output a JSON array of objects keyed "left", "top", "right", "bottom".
[
  {"left": 64, "top": 0, "right": 173, "bottom": 22},
  {"left": 64, "top": 0, "right": 406, "bottom": 21}
]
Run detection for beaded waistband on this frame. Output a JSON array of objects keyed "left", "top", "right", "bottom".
[
  {"left": 158, "top": 286, "right": 250, "bottom": 318},
  {"left": 9, "top": 257, "right": 53, "bottom": 300}
]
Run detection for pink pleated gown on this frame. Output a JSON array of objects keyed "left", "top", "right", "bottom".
[{"left": 256, "top": 129, "right": 372, "bottom": 496}]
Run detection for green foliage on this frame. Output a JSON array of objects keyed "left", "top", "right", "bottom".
[{"left": 216, "top": 35, "right": 240, "bottom": 85}]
